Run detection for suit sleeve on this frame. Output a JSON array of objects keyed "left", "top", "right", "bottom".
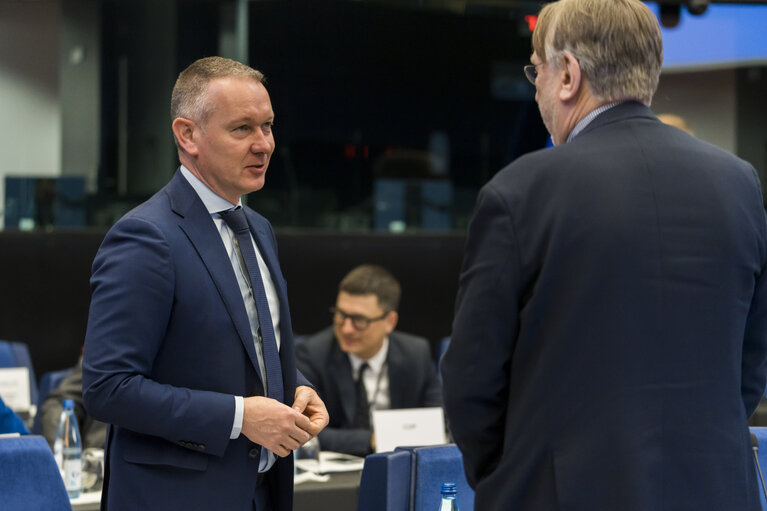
[
  {"left": 417, "top": 341, "right": 443, "bottom": 409},
  {"left": 741, "top": 175, "right": 767, "bottom": 416},
  {"left": 296, "top": 341, "right": 373, "bottom": 457},
  {"left": 82, "top": 216, "right": 234, "bottom": 457},
  {"left": 441, "top": 183, "right": 522, "bottom": 488}
]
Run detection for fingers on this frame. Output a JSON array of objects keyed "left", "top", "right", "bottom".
[
  {"left": 292, "top": 386, "right": 310, "bottom": 413},
  {"left": 241, "top": 396, "right": 315, "bottom": 455},
  {"left": 293, "top": 386, "right": 330, "bottom": 436}
]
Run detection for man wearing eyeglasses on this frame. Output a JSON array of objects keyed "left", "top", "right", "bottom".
[
  {"left": 296, "top": 264, "right": 442, "bottom": 456},
  {"left": 441, "top": 0, "right": 767, "bottom": 510}
]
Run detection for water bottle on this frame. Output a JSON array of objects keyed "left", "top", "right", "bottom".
[
  {"left": 439, "top": 482, "right": 460, "bottom": 511},
  {"left": 53, "top": 399, "right": 82, "bottom": 498}
]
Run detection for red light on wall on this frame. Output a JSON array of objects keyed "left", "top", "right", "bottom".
[{"left": 525, "top": 15, "right": 538, "bottom": 32}]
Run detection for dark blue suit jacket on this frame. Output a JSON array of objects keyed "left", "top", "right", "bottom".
[
  {"left": 442, "top": 102, "right": 767, "bottom": 511},
  {"left": 83, "top": 170, "right": 308, "bottom": 511}
]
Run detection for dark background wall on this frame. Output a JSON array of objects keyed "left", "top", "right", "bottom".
[{"left": 0, "top": 231, "right": 465, "bottom": 377}]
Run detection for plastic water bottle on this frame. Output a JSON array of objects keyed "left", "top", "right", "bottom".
[
  {"left": 53, "top": 399, "right": 82, "bottom": 498},
  {"left": 439, "top": 482, "right": 460, "bottom": 511}
]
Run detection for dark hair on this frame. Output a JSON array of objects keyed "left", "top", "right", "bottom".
[{"left": 339, "top": 264, "right": 401, "bottom": 312}]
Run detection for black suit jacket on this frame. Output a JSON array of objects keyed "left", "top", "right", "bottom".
[
  {"left": 296, "top": 327, "right": 442, "bottom": 456},
  {"left": 442, "top": 102, "right": 767, "bottom": 511}
]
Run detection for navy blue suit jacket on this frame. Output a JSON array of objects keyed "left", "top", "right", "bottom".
[
  {"left": 83, "top": 170, "right": 309, "bottom": 511},
  {"left": 442, "top": 102, "right": 767, "bottom": 511}
]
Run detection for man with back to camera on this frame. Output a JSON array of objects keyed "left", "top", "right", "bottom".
[
  {"left": 296, "top": 264, "right": 442, "bottom": 456},
  {"left": 441, "top": 1, "right": 767, "bottom": 510},
  {"left": 82, "top": 56, "right": 328, "bottom": 511}
]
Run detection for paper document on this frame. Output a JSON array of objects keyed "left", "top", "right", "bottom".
[
  {"left": 0, "top": 367, "right": 31, "bottom": 411},
  {"left": 372, "top": 407, "right": 446, "bottom": 453}
]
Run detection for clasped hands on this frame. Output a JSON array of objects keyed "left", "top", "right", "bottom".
[{"left": 241, "top": 386, "right": 329, "bottom": 457}]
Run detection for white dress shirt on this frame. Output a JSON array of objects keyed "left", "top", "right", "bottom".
[{"left": 348, "top": 337, "right": 391, "bottom": 412}]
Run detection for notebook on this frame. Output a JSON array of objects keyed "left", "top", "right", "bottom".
[{"left": 371, "top": 407, "right": 447, "bottom": 452}]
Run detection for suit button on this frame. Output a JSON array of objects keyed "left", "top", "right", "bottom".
[{"left": 249, "top": 448, "right": 259, "bottom": 458}]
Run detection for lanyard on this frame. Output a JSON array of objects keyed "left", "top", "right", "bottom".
[{"left": 364, "top": 361, "right": 388, "bottom": 411}]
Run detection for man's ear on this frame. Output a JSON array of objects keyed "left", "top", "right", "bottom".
[
  {"left": 558, "top": 52, "right": 582, "bottom": 102},
  {"left": 384, "top": 310, "right": 399, "bottom": 334},
  {"left": 172, "top": 118, "right": 199, "bottom": 156}
]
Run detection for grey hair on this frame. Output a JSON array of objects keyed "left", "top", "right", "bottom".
[{"left": 532, "top": 0, "right": 663, "bottom": 105}]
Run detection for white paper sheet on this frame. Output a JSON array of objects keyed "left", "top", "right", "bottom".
[
  {"left": 372, "top": 407, "right": 446, "bottom": 453},
  {"left": 0, "top": 367, "right": 31, "bottom": 411}
]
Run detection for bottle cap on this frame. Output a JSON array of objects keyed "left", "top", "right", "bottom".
[
  {"left": 63, "top": 399, "right": 75, "bottom": 410},
  {"left": 441, "top": 482, "right": 457, "bottom": 496}
]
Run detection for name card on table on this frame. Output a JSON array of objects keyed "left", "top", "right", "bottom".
[
  {"left": 372, "top": 407, "right": 447, "bottom": 453},
  {"left": 0, "top": 367, "right": 31, "bottom": 412}
]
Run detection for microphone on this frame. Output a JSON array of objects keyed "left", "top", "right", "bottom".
[{"left": 751, "top": 433, "right": 767, "bottom": 502}]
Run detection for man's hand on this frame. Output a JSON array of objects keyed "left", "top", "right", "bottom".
[
  {"left": 241, "top": 396, "right": 313, "bottom": 457},
  {"left": 292, "top": 386, "right": 329, "bottom": 438}
]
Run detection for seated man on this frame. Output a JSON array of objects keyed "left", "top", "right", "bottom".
[
  {"left": 41, "top": 356, "right": 107, "bottom": 449},
  {"left": 296, "top": 264, "right": 442, "bottom": 456}
]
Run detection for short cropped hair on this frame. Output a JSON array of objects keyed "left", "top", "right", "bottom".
[
  {"left": 170, "top": 56, "right": 264, "bottom": 127},
  {"left": 339, "top": 265, "right": 401, "bottom": 312},
  {"left": 532, "top": 0, "right": 663, "bottom": 105}
]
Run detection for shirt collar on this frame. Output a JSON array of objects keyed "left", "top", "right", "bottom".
[
  {"left": 349, "top": 336, "right": 389, "bottom": 376},
  {"left": 180, "top": 165, "right": 241, "bottom": 214},
  {"left": 566, "top": 101, "right": 624, "bottom": 143}
]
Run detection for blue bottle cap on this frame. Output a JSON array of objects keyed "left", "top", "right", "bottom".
[
  {"left": 63, "top": 399, "right": 75, "bottom": 409},
  {"left": 441, "top": 482, "right": 457, "bottom": 495}
]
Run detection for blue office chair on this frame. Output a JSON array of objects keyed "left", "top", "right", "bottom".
[
  {"left": 751, "top": 427, "right": 767, "bottom": 510},
  {"left": 356, "top": 449, "right": 413, "bottom": 511},
  {"left": 31, "top": 368, "right": 73, "bottom": 435},
  {"left": 404, "top": 444, "right": 474, "bottom": 511},
  {"left": 0, "top": 435, "right": 72, "bottom": 510},
  {"left": 0, "top": 340, "right": 38, "bottom": 405}
]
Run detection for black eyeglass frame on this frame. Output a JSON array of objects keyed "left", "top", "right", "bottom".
[{"left": 329, "top": 306, "right": 390, "bottom": 331}]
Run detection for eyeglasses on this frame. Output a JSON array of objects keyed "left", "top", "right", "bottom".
[
  {"left": 330, "top": 306, "right": 389, "bottom": 331},
  {"left": 523, "top": 63, "right": 541, "bottom": 85}
]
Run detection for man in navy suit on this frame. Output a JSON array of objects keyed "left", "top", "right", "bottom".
[
  {"left": 441, "top": 1, "right": 767, "bottom": 510},
  {"left": 296, "top": 265, "right": 442, "bottom": 456},
  {"left": 82, "top": 57, "right": 328, "bottom": 511}
]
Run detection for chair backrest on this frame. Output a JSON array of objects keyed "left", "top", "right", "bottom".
[
  {"left": 32, "top": 368, "right": 74, "bottom": 435},
  {"left": 406, "top": 444, "right": 474, "bottom": 511},
  {"left": 0, "top": 435, "right": 72, "bottom": 510},
  {"left": 356, "top": 449, "right": 413, "bottom": 511},
  {"left": 0, "top": 340, "right": 39, "bottom": 406},
  {"left": 751, "top": 427, "right": 767, "bottom": 511}
]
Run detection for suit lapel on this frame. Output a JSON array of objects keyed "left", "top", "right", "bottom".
[
  {"left": 386, "top": 335, "right": 408, "bottom": 409},
  {"left": 165, "top": 172, "right": 264, "bottom": 381},
  {"left": 329, "top": 339, "right": 356, "bottom": 425}
]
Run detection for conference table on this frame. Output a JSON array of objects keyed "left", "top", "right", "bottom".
[{"left": 71, "top": 466, "right": 362, "bottom": 511}]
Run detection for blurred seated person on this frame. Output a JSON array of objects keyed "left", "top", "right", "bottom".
[
  {"left": 0, "top": 395, "right": 28, "bottom": 435},
  {"left": 296, "top": 264, "right": 442, "bottom": 457},
  {"left": 41, "top": 356, "right": 106, "bottom": 449}
]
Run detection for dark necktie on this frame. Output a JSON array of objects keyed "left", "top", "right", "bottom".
[
  {"left": 220, "top": 207, "right": 284, "bottom": 403},
  {"left": 353, "top": 363, "right": 370, "bottom": 429}
]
